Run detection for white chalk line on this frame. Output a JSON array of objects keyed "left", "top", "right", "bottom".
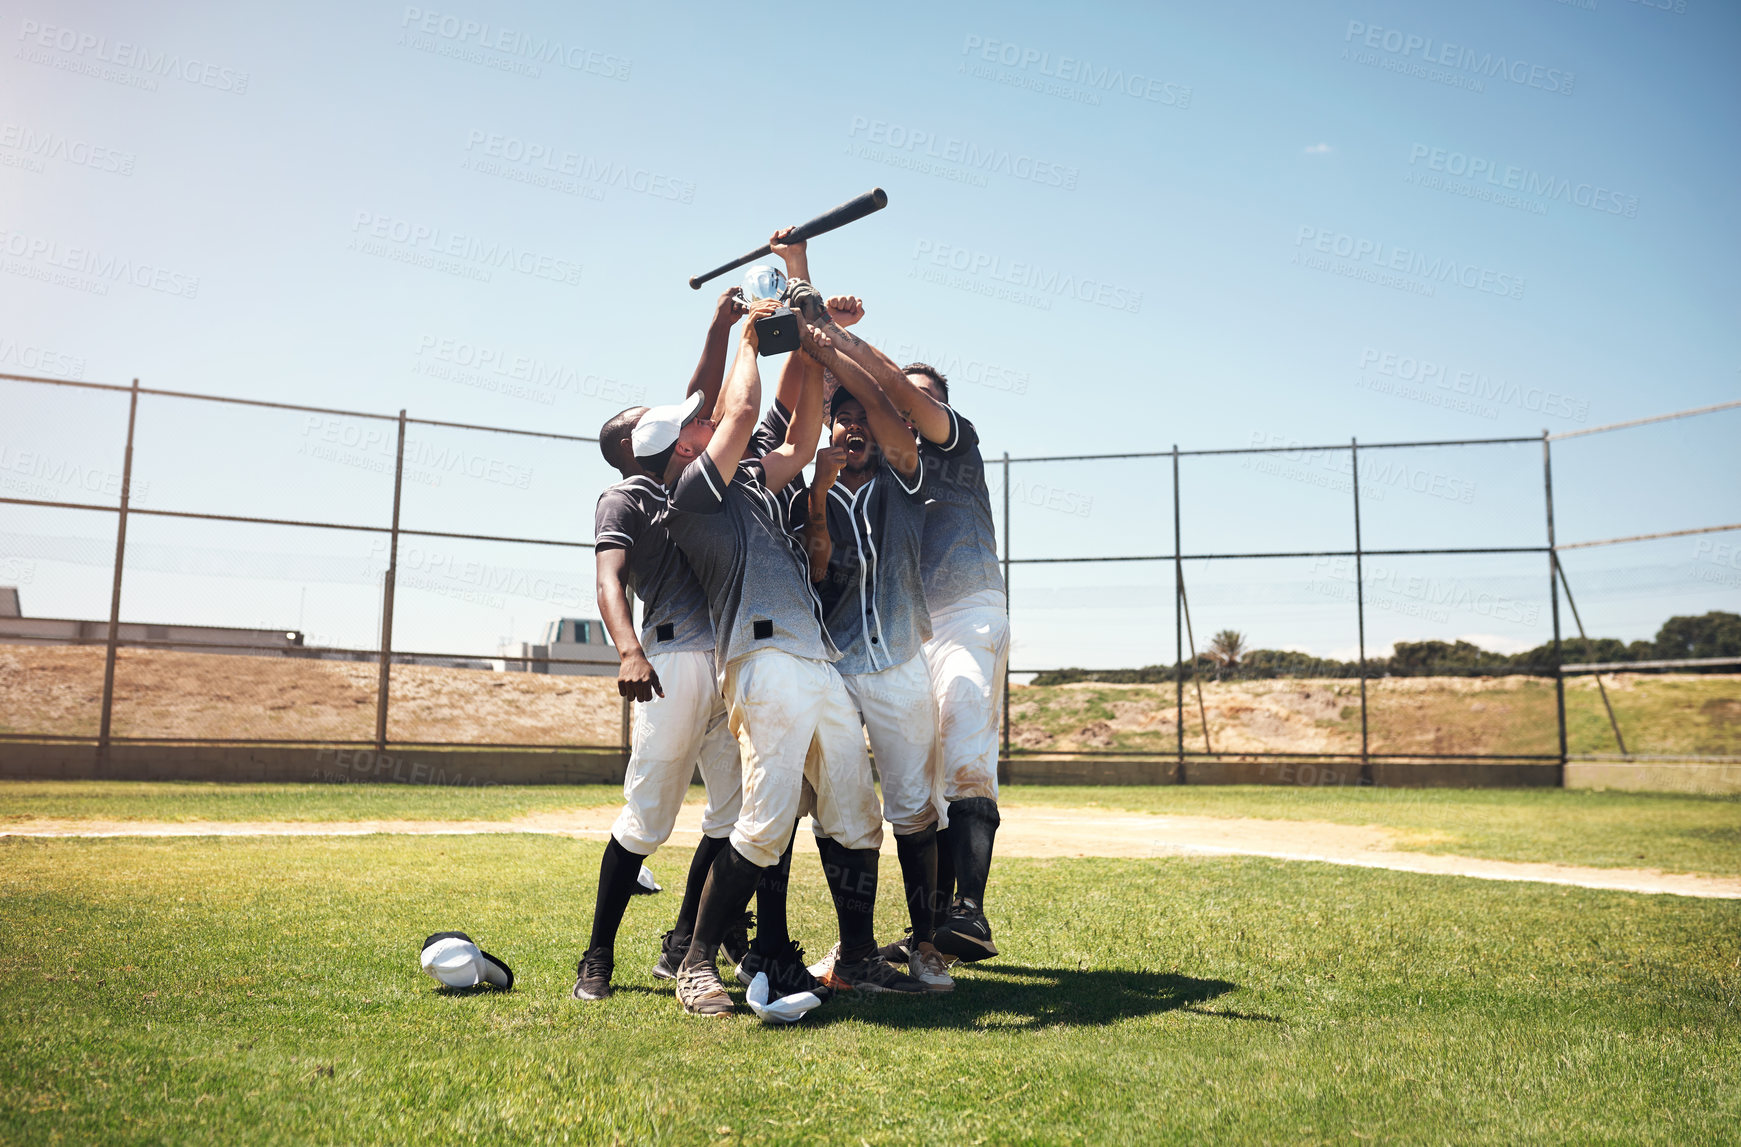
[{"left": 5, "top": 808, "right": 1738, "bottom": 900}]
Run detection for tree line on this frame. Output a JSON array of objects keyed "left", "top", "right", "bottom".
[{"left": 1030, "top": 611, "right": 1741, "bottom": 686}]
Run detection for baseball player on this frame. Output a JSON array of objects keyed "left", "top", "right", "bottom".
[
  {"left": 572, "top": 289, "right": 755, "bottom": 1002},
  {"left": 796, "top": 302, "right": 952, "bottom": 992},
  {"left": 798, "top": 316, "right": 1007, "bottom": 965},
  {"left": 657, "top": 262, "right": 923, "bottom": 1015}
]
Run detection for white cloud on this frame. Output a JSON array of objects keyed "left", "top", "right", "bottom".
[
  {"left": 1456, "top": 633, "right": 1537, "bottom": 654},
  {"left": 1326, "top": 642, "right": 1392, "bottom": 662},
  {"left": 1303, "top": 142, "right": 1334, "bottom": 155}
]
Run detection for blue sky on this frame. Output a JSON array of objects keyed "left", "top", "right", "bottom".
[{"left": 3, "top": 0, "right": 1737, "bottom": 670}]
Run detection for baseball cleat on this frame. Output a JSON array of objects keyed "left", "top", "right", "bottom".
[
  {"left": 570, "top": 947, "right": 614, "bottom": 1001},
  {"left": 676, "top": 961, "right": 735, "bottom": 1017},
  {"left": 908, "top": 940, "right": 954, "bottom": 992},
  {"left": 652, "top": 929, "right": 688, "bottom": 981},
  {"left": 829, "top": 949, "right": 929, "bottom": 994},
  {"left": 876, "top": 930, "right": 914, "bottom": 968},
  {"left": 740, "top": 938, "right": 833, "bottom": 1002},
  {"left": 807, "top": 942, "right": 845, "bottom": 990},
  {"left": 932, "top": 898, "right": 998, "bottom": 963},
  {"left": 720, "top": 911, "right": 755, "bottom": 971}
]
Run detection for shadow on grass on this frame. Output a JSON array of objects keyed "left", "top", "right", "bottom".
[{"left": 793, "top": 963, "right": 1241, "bottom": 1031}]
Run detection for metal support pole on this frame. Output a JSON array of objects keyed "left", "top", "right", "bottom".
[
  {"left": 1555, "top": 560, "right": 1626, "bottom": 755},
  {"left": 1351, "top": 439, "right": 1370, "bottom": 776},
  {"left": 374, "top": 411, "right": 407, "bottom": 754},
  {"left": 96, "top": 378, "right": 140, "bottom": 776},
  {"left": 1179, "top": 575, "right": 1212, "bottom": 754},
  {"left": 1001, "top": 452, "right": 1011, "bottom": 771},
  {"left": 1543, "top": 432, "right": 1568, "bottom": 780},
  {"left": 1172, "top": 445, "right": 1185, "bottom": 783}
]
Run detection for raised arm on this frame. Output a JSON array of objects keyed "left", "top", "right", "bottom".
[
  {"left": 809, "top": 296, "right": 954, "bottom": 446},
  {"left": 804, "top": 446, "right": 846, "bottom": 582},
  {"left": 792, "top": 307, "right": 920, "bottom": 481},
  {"left": 764, "top": 226, "right": 815, "bottom": 428},
  {"left": 686, "top": 287, "right": 748, "bottom": 418},
  {"left": 759, "top": 340, "right": 825, "bottom": 492},
  {"left": 768, "top": 226, "right": 810, "bottom": 287},
  {"left": 703, "top": 299, "right": 779, "bottom": 479},
  {"left": 595, "top": 548, "right": 661, "bottom": 702}
]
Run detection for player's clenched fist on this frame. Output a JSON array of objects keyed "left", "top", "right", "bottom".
[
  {"left": 617, "top": 649, "right": 664, "bottom": 703},
  {"left": 812, "top": 443, "right": 848, "bottom": 490},
  {"left": 825, "top": 295, "right": 864, "bottom": 327}
]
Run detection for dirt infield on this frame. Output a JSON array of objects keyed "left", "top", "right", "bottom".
[{"left": 7, "top": 804, "right": 1737, "bottom": 899}]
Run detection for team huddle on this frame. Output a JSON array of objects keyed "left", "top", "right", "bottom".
[{"left": 573, "top": 229, "right": 1010, "bottom": 1016}]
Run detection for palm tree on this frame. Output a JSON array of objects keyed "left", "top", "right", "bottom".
[{"left": 1207, "top": 629, "right": 1247, "bottom": 681}]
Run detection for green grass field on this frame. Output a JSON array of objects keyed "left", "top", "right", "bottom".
[
  {"left": 2, "top": 828, "right": 1737, "bottom": 1145},
  {"left": 7, "top": 781, "right": 1740, "bottom": 876}
]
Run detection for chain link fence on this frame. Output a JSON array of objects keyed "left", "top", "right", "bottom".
[{"left": 2, "top": 370, "right": 1736, "bottom": 782}]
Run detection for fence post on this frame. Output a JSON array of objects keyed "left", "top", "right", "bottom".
[
  {"left": 374, "top": 410, "right": 407, "bottom": 754},
  {"left": 1172, "top": 445, "right": 1184, "bottom": 783},
  {"left": 1351, "top": 439, "right": 1369, "bottom": 778},
  {"left": 1000, "top": 451, "right": 1011, "bottom": 775},
  {"left": 1542, "top": 431, "right": 1567, "bottom": 783},
  {"left": 96, "top": 378, "right": 140, "bottom": 777}
]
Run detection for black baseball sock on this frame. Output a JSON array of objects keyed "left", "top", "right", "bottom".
[
  {"left": 673, "top": 834, "right": 729, "bottom": 940},
  {"left": 587, "top": 836, "right": 647, "bottom": 954},
  {"left": 894, "top": 824, "right": 939, "bottom": 942},
  {"left": 754, "top": 824, "right": 799, "bottom": 950},
  {"left": 947, "top": 798, "right": 1000, "bottom": 906},
  {"left": 683, "top": 843, "right": 764, "bottom": 970},
  {"left": 933, "top": 824, "right": 957, "bottom": 932},
  {"left": 816, "top": 835, "right": 879, "bottom": 963}
]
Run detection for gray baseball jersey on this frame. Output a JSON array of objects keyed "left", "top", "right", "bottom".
[
  {"left": 919, "top": 404, "right": 1005, "bottom": 611},
  {"left": 816, "top": 456, "right": 932, "bottom": 676},
  {"left": 747, "top": 398, "right": 790, "bottom": 462},
  {"left": 666, "top": 451, "right": 838, "bottom": 671},
  {"left": 747, "top": 397, "right": 810, "bottom": 535},
  {"left": 594, "top": 476, "right": 715, "bottom": 656}
]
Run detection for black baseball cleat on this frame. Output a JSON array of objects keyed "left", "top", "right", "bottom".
[
  {"left": 652, "top": 929, "right": 688, "bottom": 981},
  {"left": 720, "top": 911, "right": 755, "bottom": 970},
  {"left": 932, "top": 898, "right": 998, "bottom": 963},
  {"left": 738, "top": 938, "right": 834, "bottom": 1002},
  {"left": 828, "top": 949, "right": 929, "bottom": 994},
  {"left": 876, "top": 929, "right": 915, "bottom": 968},
  {"left": 571, "top": 946, "right": 614, "bottom": 1001}
]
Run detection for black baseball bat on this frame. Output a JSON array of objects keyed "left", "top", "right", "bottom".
[{"left": 688, "top": 188, "right": 889, "bottom": 289}]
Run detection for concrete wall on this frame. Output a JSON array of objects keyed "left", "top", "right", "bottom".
[
  {"left": 2, "top": 743, "right": 1575, "bottom": 789},
  {"left": 0, "top": 742, "right": 629, "bottom": 786},
  {"left": 1002, "top": 755, "right": 1562, "bottom": 788}
]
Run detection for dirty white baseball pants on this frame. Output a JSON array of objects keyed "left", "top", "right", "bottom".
[
  {"left": 842, "top": 654, "right": 944, "bottom": 835},
  {"left": 610, "top": 649, "right": 742, "bottom": 856},
  {"left": 922, "top": 590, "right": 1010, "bottom": 803},
  {"left": 724, "top": 647, "right": 883, "bottom": 867}
]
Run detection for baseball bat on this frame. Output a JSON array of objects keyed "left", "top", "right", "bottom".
[{"left": 688, "top": 187, "right": 889, "bottom": 289}]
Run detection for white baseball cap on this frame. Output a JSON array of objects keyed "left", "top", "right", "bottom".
[
  {"left": 420, "top": 931, "right": 514, "bottom": 990},
  {"left": 631, "top": 391, "right": 706, "bottom": 461},
  {"left": 745, "top": 970, "right": 822, "bottom": 1025}
]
